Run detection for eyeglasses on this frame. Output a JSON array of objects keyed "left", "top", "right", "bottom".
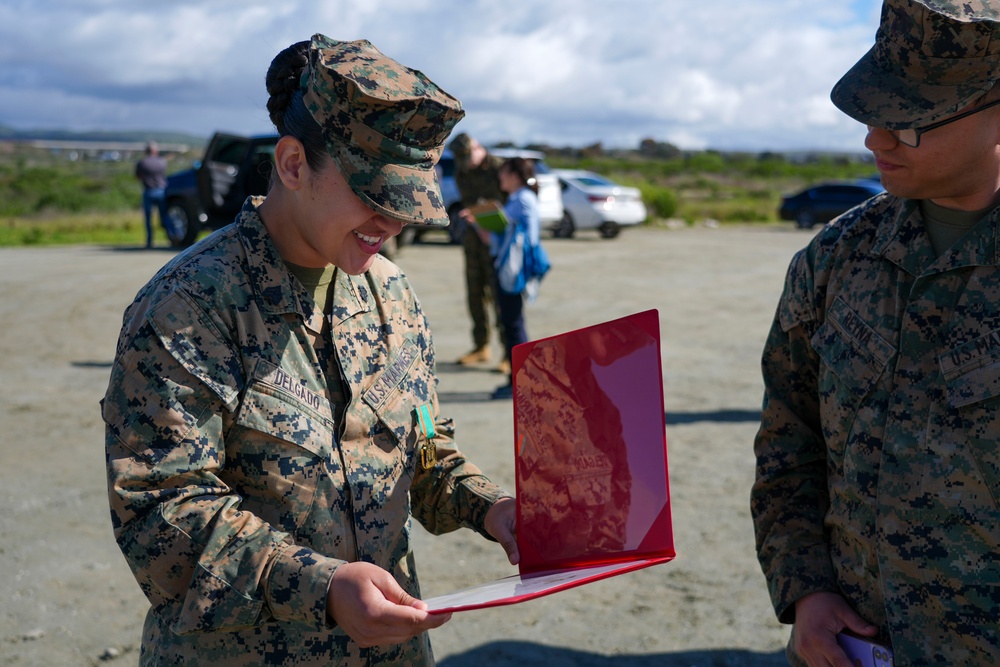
[{"left": 869, "top": 98, "right": 1000, "bottom": 148}]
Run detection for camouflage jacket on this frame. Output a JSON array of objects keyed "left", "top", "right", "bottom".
[
  {"left": 752, "top": 194, "right": 1000, "bottom": 665},
  {"left": 102, "top": 198, "right": 510, "bottom": 666},
  {"left": 454, "top": 154, "right": 504, "bottom": 208}
]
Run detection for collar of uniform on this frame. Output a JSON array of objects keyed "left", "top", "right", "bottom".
[
  {"left": 329, "top": 265, "right": 374, "bottom": 326},
  {"left": 942, "top": 205, "right": 1000, "bottom": 267},
  {"left": 236, "top": 197, "right": 374, "bottom": 321},
  {"left": 873, "top": 197, "right": 1000, "bottom": 273},
  {"left": 237, "top": 197, "right": 309, "bottom": 317},
  {"left": 871, "top": 198, "right": 933, "bottom": 275}
]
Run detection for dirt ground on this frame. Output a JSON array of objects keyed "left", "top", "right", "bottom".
[{"left": 0, "top": 223, "right": 812, "bottom": 666}]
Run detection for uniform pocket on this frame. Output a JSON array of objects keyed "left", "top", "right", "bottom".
[
  {"left": 942, "top": 338, "right": 1000, "bottom": 509},
  {"left": 811, "top": 298, "right": 893, "bottom": 445},
  {"left": 235, "top": 382, "right": 334, "bottom": 458},
  {"left": 228, "top": 378, "right": 337, "bottom": 533}
]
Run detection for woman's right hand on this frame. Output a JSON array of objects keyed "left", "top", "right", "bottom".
[{"left": 327, "top": 561, "right": 451, "bottom": 647}]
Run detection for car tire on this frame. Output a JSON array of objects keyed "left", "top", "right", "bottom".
[
  {"left": 553, "top": 213, "right": 575, "bottom": 239},
  {"left": 166, "top": 198, "right": 201, "bottom": 247},
  {"left": 599, "top": 221, "right": 620, "bottom": 239},
  {"left": 795, "top": 210, "right": 815, "bottom": 230}
]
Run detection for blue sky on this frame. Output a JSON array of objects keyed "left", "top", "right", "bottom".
[{"left": 0, "top": 0, "right": 883, "bottom": 152}]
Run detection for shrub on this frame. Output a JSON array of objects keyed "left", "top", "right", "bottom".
[
  {"left": 0, "top": 161, "right": 138, "bottom": 217},
  {"left": 639, "top": 184, "right": 679, "bottom": 219}
]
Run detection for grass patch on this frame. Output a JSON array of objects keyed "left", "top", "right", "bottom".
[{"left": 0, "top": 210, "right": 171, "bottom": 247}]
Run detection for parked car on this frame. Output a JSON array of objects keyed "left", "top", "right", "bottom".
[
  {"left": 421, "top": 146, "right": 564, "bottom": 245},
  {"left": 779, "top": 179, "right": 885, "bottom": 229},
  {"left": 489, "top": 147, "right": 564, "bottom": 231},
  {"left": 552, "top": 169, "right": 647, "bottom": 239}
]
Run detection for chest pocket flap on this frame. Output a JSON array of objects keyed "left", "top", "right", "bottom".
[{"left": 813, "top": 297, "right": 894, "bottom": 396}]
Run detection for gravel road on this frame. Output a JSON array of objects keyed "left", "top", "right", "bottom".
[{"left": 0, "top": 223, "right": 810, "bottom": 666}]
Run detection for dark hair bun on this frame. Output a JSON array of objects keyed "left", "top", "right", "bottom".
[{"left": 265, "top": 40, "right": 310, "bottom": 134}]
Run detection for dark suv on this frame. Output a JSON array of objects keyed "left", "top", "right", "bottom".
[{"left": 164, "top": 132, "right": 278, "bottom": 247}]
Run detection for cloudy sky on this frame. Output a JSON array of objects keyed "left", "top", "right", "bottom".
[{"left": 0, "top": 0, "right": 882, "bottom": 152}]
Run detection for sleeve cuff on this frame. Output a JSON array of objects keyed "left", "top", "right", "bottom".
[
  {"left": 460, "top": 478, "right": 514, "bottom": 541},
  {"left": 766, "top": 556, "right": 838, "bottom": 625},
  {"left": 264, "top": 545, "right": 344, "bottom": 628}
]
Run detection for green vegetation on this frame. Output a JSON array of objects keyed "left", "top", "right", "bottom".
[
  {"left": 0, "top": 149, "right": 140, "bottom": 217},
  {"left": 0, "top": 210, "right": 160, "bottom": 247},
  {"left": 0, "top": 138, "right": 877, "bottom": 247},
  {"left": 0, "top": 141, "right": 197, "bottom": 247},
  {"left": 546, "top": 147, "right": 877, "bottom": 224}
]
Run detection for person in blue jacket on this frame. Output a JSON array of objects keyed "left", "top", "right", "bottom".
[{"left": 484, "top": 157, "right": 542, "bottom": 399}]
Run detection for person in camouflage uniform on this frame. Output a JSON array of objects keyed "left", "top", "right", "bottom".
[
  {"left": 102, "top": 35, "right": 518, "bottom": 667},
  {"left": 448, "top": 133, "right": 507, "bottom": 370},
  {"left": 752, "top": 1, "right": 1000, "bottom": 665}
]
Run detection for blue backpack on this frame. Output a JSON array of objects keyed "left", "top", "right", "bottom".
[{"left": 525, "top": 239, "right": 551, "bottom": 282}]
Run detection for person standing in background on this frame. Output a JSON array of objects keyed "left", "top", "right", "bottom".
[
  {"left": 134, "top": 141, "right": 170, "bottom": 248},
  {"left": 485, "top": 157, "right": 542, "bottom": 399},
  {"left": 449, "top": 133, "right": 508, "bottom": 374},
  {"left": 752, "top": 1, "right": 1000, "bottom": 664}
]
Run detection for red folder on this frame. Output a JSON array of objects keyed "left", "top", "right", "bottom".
[{"left": 424, "top": 309, "right": 674, "bottom": 613}]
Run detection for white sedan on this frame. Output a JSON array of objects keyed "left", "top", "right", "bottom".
[{"left": 552, "top": 169, "right": 647, "bottom": 239}]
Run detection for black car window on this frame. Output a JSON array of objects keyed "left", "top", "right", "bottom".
[{"left": 209, "top": 138, "right": 250, "bottom": 166}]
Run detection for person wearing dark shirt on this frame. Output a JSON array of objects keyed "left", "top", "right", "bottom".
[
  {"left": 449, "top": 133, "right": 507, "bottom": 372},
  {"left": 134, "top": 141, "right": 170, "bottom": 248}
]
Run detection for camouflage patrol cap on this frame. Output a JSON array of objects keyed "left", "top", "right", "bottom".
[
  {"left": 831, "top": 0, "right": 1000, "bottom": 129},
  {"left": 301, "top": 34, "right": 465, "bottom": 226},
  {"left": 448, "top": 132, "right": 474, "bottom": 167}
]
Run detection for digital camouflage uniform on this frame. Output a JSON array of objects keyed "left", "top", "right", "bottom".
[
  {"left": 455, "top": 155, "right": 505, "bottom": 351},
  {"left": 103, "top": 199, "right": 510, "bottom": 666},
  {"left": 752, "top": 194, "right": 1000, "bottom": 665}
]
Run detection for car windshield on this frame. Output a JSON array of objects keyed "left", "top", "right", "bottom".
[
  {"left": 570, "top": 174, "right": 614, "bottom": 187},
  {"left": 533, "top": 161, "right": 552, "bottom": 175}
]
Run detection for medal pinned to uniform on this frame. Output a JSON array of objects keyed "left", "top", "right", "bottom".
[{"left": 415, "top": 404, "right": 437, "bottom": 469}]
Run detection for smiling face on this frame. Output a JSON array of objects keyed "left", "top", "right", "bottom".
[
  {"left": 259, "top": 136, "right": 405, "bottom": 273},
  {"left": 865, "top": 99, "right": 1000, "bottom": 211}
]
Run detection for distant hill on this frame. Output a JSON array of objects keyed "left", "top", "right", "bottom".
[{"left": 0, "top": 125, "right": 206, "bottom": 146}]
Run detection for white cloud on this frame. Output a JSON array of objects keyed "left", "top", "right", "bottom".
[{"left": 0, "top": 0, "right": 884, "bottom": 151}]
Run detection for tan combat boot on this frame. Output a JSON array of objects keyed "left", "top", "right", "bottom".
[{"left": 457, "top": 346, "right": 491, "bottom": 365}]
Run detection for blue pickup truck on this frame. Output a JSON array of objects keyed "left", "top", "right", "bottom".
[{"left": 164, "top": 132, "right": 278, "bottom": 247}]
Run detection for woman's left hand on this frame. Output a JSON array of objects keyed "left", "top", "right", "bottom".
[{"left": 484, "top": 497, "right": 519, "bottom": 565}]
